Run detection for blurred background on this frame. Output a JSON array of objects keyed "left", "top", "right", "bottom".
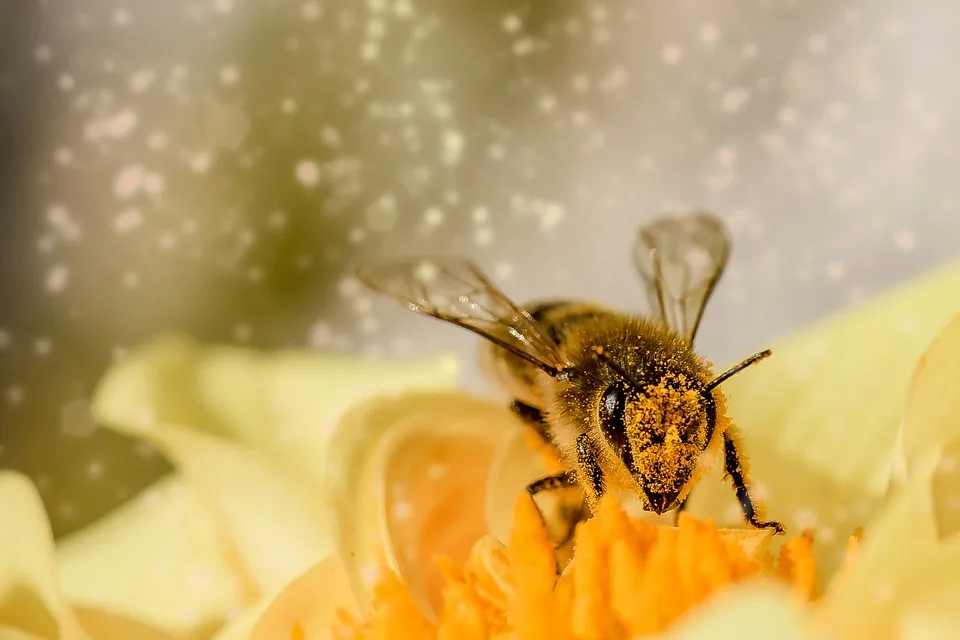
[{"left": 1, "top": 0, "right": 958, "bottom": 539}]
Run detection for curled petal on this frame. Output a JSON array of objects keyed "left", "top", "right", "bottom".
[{"left": 326, "top": 391, "right": 518, "bottom": 617}]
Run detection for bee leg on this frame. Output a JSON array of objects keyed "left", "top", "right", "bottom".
[
  {"left": 672, "top": 497, "right": 689, "bottom": 525},
  {"left": 722, "top": 432, "right": 785, "bottom": 534},
  {"left": 576, "top": 433, "right": 605, "bottom": 505},
  {"left": 526, "top": 471, "right": 577, "bottom": 496},
  {"left": 510, "top": 400, "right": 560, "bottom": 454}
]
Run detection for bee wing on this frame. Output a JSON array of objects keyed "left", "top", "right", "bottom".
[
  {"left": 631, "top": 212, "right": 731, "bottom": 344},
  {"left": 356, "top": 257, "right": 568, "bottom": 374}
]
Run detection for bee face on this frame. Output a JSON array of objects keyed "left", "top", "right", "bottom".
[{"left": 597, "top": 373, "right": 715, "bottom": 514}]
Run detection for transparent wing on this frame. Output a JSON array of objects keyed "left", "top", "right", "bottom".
[
  {"left": 631, "top": 211, "right": 731, "bottom": 344},
  {"left": 356, "top": 257, "right": 567, "bottom": 374}
]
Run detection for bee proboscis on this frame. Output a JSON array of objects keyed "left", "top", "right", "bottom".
[{"left": 356, "top": 211, "right": 784, "bottom": 538}]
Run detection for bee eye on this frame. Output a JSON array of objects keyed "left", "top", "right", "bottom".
[{"left": 599, "top": 385, "right": 631, "bottom": 458}]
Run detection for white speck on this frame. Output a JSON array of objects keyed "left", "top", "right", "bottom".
[
  {"left": 778, "top": 106, "right": 799, "bottom": 126},
  {"left": 143, "top": 172, "right": 165, "bottom": 195},
  {"left": 247, "top": 266, "right": 264, "bottom": 283},
  {"left": 347, "top": 227, "right": 366, "bottom": 243},
  {"left": 309, "top": 322, "right": 332, "bottom": 347},
  {"left": 267, "top": 210, "right": 288, "bottom": 231},
  {"left": 423, "top": 207, "right": 444, "bottom": 227},
  {"left": 539, "top": 203, "right": 564, "bottom": 231},
  {"left": 0, "top": 330, "right": 9, "bottom": 349},
  {"left": 47, "top": 205, "right": 82, "bottom": 241},
  {"left": 147, "top": 131, "right": 169, "bottom": 151},
  {"left": 721, "top": 87, "right": 751, "bottom": 112},
  {"left": 513, "top": 37, "right": 536, "bottom": 56},
  {"left": 828, "top": 102, "right": 847, "bottom": 119},
  {"left": 441, "top": 129, "right": 464, "bottom": 165},
  {"left": 426, "top": 463, "right": 448, "bottom": 479},
  {"left": 338, "top": 277, "right": 362, "bottom": 297},
  {"left": 698, "top": 23, "right": 721, "bottom": 47},
  {"left": 87, "top": 460, "right": 104, "bottom": 479},
  {"left": 320, "top": 126, "right": 342, "bottom": 148},
  {"left": 360, "top": 317, "right": 378, "bottom": 334},
  {"left": 122, "top": 271, "right": 140, "bottom": 288},
  {"left": 571, "top": 74, "right": 590, "bottom": 93},
  {"left": 502, "top": 13, "right": 522, "bottom": 33},
  {"left": 158, "top": 232, "right": 178, "bottom": 251},
  {"left": 875, "top": 581, "right": 895, "bottom": 602},
  {"left": 295, "top": 159, "right": 321, "bottom": 187},
  {"left": 6, "top": 386, "right": 24, "bottom": 405},
  {"left": 794, "top": 508, "right": 817, "bottom": 529},
  {"left": 54, "top": 148, "right": 73, "bottom": 165},
  {"left": 493, "top": 261, "right": 513, "bottom": 279},
  {"left": 35, "top": 338, "right": 52, "bottom": 356},
  {"left": 715, "top": 146, "right": 737, "bottom": 166},
  {"left": 58, "top": 74, "right": 75, "bottom": 91},
  {"left": 394, "top": 0, "right": 413, "bottom": 17},
  {"left": 45, "top": 264, "right": 70, "bottom": 294},
  {"left": 413, "top": 260, "right": 439, "bottom": 283},
  {"left": 214, "top": 0, "right": 234, "bottom": 13},
  {"left": 808, "top": 34, "right": 827, "bottom": 54},
  {"left": 34, "top": 45, "right": 53, "bottom": 63},
  {"left": 360, "top": 562, "right": 381, "bottom": 587},
  {"left": 189, "top": 152, "right": 213, "bottom": 173},
  {"left": 538, "top": 93, "right": 557, "bottom": 113},
  {"left": 129, "top": 68, "right": 156, "bottom": 93},
  {"left": 742, "top": 43, "right": 758, "bottom": 58},
  {"left": 364, "top": 193, "right": 398, "bottom": 232},
  {"left": 474, "top": 227, "right": 493, "bottom": 246},
  {"left": 472, "top": 206, "right": 489, "bottom": 223},
  {"left": 107, "top": 109, "right": 138, "bottom": 137},
  {"left": 660, "top": 43, "right": 683, "bottom": 65},
  {"left": 114, "top": 165, "right": 144, "bottom": 198},
  {"left": 883, "top": 19, "right": 903, "bottom": 40},
  {"left": 301, "top": 1, "right": 322, "bottom": 20},
  {"left": 360, "top": 41, "right": 380, "bottom": 60},
  {"left": 220, "top": 65, "right": 240, "bottom": 85},
  {"left": 280, "top": 97, "right": 298, "bottom": 114},
  {"left": 113, "top": 9, "right": 131, "bottom": 25},
  {"left": 825, "top": 260, "right": 845, "bottom": 280},
  {"left": 894, "top": 230, "right": 916, "bottom": 253},
  {"left": 233, "top": 324, "right": 252, "bottom": 342},
  {"left": 114, "top": 208, "right": 143, "bottom": 234}
]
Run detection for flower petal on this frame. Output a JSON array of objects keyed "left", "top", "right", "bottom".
[
  {"left": 247, "top": 555, "right": 358, "bottom": 640},
  {"left": 326, "top": 391, "right": 518, "bottom": 616},
  {"left": 682, "top": 262, "right": 960, "bottom": 579},
  {"left": 812, "top": 449, "right": 960, "bottom": 638},
  {"left": 56, "top": 474, "right": 249, "bottom": 637},
  {"left": 662, "top": 581, "right": 808, "bottom": 640},
  {"left": 91, "top": 334, "right": 461, "bottom": 489},
  {"left": 0, "top": 472, "right": 89, "bottom": 640}
]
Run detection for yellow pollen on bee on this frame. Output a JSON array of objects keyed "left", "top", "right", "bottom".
[{"left": 331, "top": 493, "right": 853, "bottom": 640}]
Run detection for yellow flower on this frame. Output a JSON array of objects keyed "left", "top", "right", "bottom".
[
  {"left": 2, "top": 261, "right": 958, "bottom": 639},
  {"left": 246, "top": 260, "right": 960, "bottom": 639},
  {"left": 0, "top": 340, "right": 462, "bottom": 639}
]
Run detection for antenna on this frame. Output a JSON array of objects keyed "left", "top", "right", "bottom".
[{"left": 705, "top": 349, "right": 772, "bottom": 391}]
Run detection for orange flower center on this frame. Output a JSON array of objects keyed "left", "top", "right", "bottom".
[{"left": 319, "top": 493, "right": 856, "bottom": 640}]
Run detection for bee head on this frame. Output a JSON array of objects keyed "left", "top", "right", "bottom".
[{"left": 597, "top": 373, "right": 715, "bottom": 515}]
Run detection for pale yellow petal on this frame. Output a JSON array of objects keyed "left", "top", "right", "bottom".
[
  {"left": 0, "top": 628, "right": 50, "bottom": 640},
  {"left": 661, "top": 580, "right": 808, "bottom": 640},
  {"left": 485, "top": 428, "right": 554, "bottom": 544},
  {"left": 682, "top": 262, "right": 960, "bottom": 581},
  {"left": 56, "top": 474, "right": 249, "bottom": 638},
  {"left": 327, "top": 391, "right": 517, "bottom": 616},
  {"left": 898, "top": 312, "right": 960, "bottom": 464},
  {"left": 71, "top": 607, "right": 183, "bottom": 640},
  {"left": 248, "top": 555, "right": 358, "bottom": 640},
  {"left": 0, "top": 472, "right": 89, "bottom": 640},
  {"left": 91, "top": 334, "right": 460, "bottom": 489},
  {"left": 813, "top": 450, "right": 943, "bottom": 639}
]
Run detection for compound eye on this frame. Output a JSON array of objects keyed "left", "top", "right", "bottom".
[{"left": 598, "top": 385, "right": 631, "bottom": 461}]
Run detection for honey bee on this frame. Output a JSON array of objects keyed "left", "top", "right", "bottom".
[{"left": 356, "top": 211, "right": 784, "bottom": 535}]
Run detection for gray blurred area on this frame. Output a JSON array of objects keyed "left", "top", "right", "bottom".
[{"left": 0, "top": 0, "right": 958, "bottom": 537}]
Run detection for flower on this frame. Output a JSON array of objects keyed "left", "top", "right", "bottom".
[
  {"left": 246, "top": 260, "right": 960, "bottom": 638},
  {"left": 2, "top": 261, "right": 958, "bottom": 639},
  {"left": 0, "top": 337, "right": 464, "bottom": 639}
]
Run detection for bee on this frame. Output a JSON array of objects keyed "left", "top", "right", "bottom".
[{"left": 356, "top": 211, "right": 784, "bottom": 535}]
